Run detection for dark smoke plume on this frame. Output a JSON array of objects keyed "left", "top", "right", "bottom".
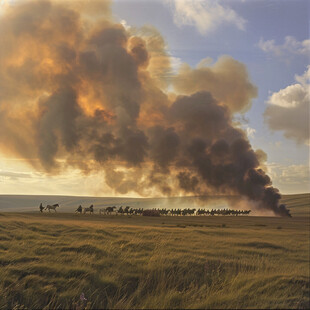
[{"left": 0, "top": 0, "right": 290, "bottom": 216}]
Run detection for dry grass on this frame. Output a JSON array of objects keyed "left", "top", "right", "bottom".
[
  {"left": 282, "top": 193, "right": 310, "bottom": 217},
  {"left": 0, "top": 192, "right": 309, "bottom": 309}
]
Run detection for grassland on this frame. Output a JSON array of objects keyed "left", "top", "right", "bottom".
[
  {"left": 0, "top": 195, "right": 309, "bottom": 309},
  {"left": 281, "top": 193, "right": 310, "bottom": 217}
]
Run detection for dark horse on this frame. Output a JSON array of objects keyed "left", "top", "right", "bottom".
[
  {"left": 106, "top": 206, "right": 116, "bottom": 215},
  {"left": 45, "top": 204, "right": 59, "bottom": 212},
  {"left": 84, "top": 205, "right": 94, "bottom": 214}
]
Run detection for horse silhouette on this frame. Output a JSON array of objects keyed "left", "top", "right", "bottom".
[
  {"left": 84, "top": 205, "right": 94, "bottom": 214},
  {"left": 45, "top": 204, "right": 59, "bottom": 212}
]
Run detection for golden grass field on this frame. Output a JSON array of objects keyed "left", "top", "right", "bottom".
[{"left": 0, "top": 194, "right": 309, "bottom": 309}]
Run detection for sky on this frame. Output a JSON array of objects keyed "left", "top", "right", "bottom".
[{"left": 0, "top": 0, "right": 309, "bottom": 196}]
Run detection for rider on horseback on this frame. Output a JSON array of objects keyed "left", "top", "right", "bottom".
[
  {"left": 39, "top": 203, "right": 44, "bottom": 213},
  {"left": 76, "top": 205, "right": 83, "bottom": 213}
]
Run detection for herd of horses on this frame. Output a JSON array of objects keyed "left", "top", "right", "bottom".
[{"left": 39, "top": 203, "right": 251, "bottom": 216}]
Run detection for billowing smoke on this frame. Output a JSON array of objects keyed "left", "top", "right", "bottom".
[{"left": 0, "top": 0, "right": 290, "bottom": 216}]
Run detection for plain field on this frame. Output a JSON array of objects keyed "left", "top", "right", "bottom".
[{"left": 0, "top": 193, "right": 309, "bottom": 309}]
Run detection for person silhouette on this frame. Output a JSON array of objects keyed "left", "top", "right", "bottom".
[
  {"left": 76, "top": 205, "right": 83, "bottom": 214},
  {"left": 39, "top": 203, "right": 44, "bottom": 213}
]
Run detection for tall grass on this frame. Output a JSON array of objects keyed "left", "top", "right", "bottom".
[{"left": 0, "top": 212, "right": 309, "bottom": 309}]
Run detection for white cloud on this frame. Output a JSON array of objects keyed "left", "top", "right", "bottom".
[
  {"left": 0, "top": 170, "right": 32, "bottom": 180},
  {"left": 258, "top": 36, "right": 310, "bottom": 58},
  {"left": 245, "top": 126, "right": 256, "bottom": 138},
  {"left": 264, "top": 66, "right": 310, "bottom": 145},
  {"left": 120, "top": 19, "right": 130, "bottom": 31},
  {"left": 165, "top": 0, "right": 246, "bottom": 35},
  {"left": 266, "top": 162, "right": 309, "bottom": 194},
  {"left": 295, "top": 65, "right": 310, "bottom": 86},
  {"left": 196, "top": 57, "right": 214, "bottom": 68},
  {"left": 169, "top": 55, "right": 182, "bottom": 73},
  {"left": 268, "top": 84, "right": 307, "bottom": 108}
]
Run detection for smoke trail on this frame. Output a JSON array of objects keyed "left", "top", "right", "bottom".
[{"left": 0, "top": 0, "right": 290, "bottom": 216}]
